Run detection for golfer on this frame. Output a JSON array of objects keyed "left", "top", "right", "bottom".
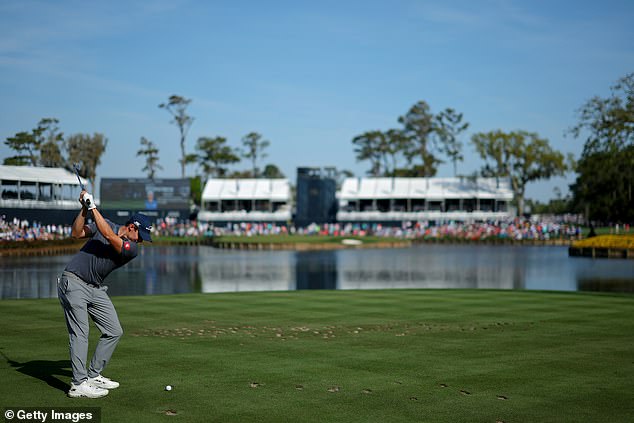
[{"left": 58, "top": 190, "right": 152, "bottom": 398}]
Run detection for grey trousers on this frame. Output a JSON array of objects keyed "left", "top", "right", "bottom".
[{"left": 57, "top": 271, "right": 123, "bottom": 385}]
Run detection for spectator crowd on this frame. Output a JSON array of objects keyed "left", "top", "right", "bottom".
[
  {"left": 1, "top": 216, "right": 72, "bottom": 241},
  {"left": 207, "top": 218, "right": 585, "bottom": 241},
  {"left": 4, "top": 214, "right": 625, "bottom": 243}
]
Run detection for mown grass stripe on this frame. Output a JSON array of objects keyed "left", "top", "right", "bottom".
[{"left": 1, "top": 289, "right": 632, "bottom": 422}]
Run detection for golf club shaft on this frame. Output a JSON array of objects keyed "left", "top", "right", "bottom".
[{"left": 73, "top": 165, "right": 90, "bottom": 206}]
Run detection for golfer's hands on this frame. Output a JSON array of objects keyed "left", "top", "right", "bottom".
[
  {"left": 78, "top": 190, "right": 87, "bottom": 207},
  {"left": 80, "top": 191, "right": 96, "bottom": 210}
]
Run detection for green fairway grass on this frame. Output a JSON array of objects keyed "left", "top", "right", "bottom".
[{"left": 1, "top": 290, "right": 632, "bottom": 422}]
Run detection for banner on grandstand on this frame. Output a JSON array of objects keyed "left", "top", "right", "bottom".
[{"left": 100, "top": 178, "right": 190, "bottom": 210}]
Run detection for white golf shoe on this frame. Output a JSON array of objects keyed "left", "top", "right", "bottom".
[
  {"left": 68, "top": 381, "right": 109, "bottom": 398},
  {"left": 88, "top": 375, "right": 120, "bottom": 389}
]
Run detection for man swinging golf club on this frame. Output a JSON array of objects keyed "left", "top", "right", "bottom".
[{"left": 58, "top": 189, "right": 152, "bottom": 398}]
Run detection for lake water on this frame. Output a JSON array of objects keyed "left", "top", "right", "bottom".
[{"left": 1, "top": 244, "right": 633, "bottom": 299}]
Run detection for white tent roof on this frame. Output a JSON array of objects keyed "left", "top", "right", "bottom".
[
  {"left": 0, "top": 165, "right": 86, "bottom": 186},
  {"left": 202, "top": 178, "right": 291, "bottom": 201},
  {"left": 338, "top": 177, "right": 513, "bottom": 200}
]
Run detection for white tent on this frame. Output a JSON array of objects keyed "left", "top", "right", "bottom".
[
  {"left": 199, "top": 178, "right": 292, "bottom": 222},
  {"left": 0, "top": 165, "right": 87, "bottom": 209},
  {"left": 337, "top": 177, "right": 515, "bottom": 221},
  {"left": 338, "top": 177, "right": 513, "bottom": 201},
  {"left": 201, "top": 178, "right": 290, "bottom": 201},
  {"left": 0, "top": 165, "right": 87, "bottom": 185}
]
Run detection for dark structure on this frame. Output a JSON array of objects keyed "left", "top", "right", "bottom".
[
  {"left": 100, "top": 177, "right": 191, "bottom": 221},
  {"left": 294, "top": 167, "right": 337, "bottom": 228}
]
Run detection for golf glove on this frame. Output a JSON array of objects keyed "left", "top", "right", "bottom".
[{"left": 82, "top": 193, "right": 96, "bottom": 210}]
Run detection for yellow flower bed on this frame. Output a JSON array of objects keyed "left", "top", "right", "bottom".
[{"left": 573, "top": 234, "right": 634, "bottom": 249}]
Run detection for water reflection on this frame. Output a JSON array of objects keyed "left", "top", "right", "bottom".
[
  {"left": 198, "top": 249, "right": 294, "bottom": 293},
  {"left": 338, "top": 246, "right": 526, "bottom": 290},
  {"left": 1, "top": 244, "right": 633, "bottom": 299},
  {"left": 0, "top": 255, "right": 69, "bottom": 299},
  {"left": 295, "top": 251, "right": 337, "bottom": 290},
  {"left": 105, "top": 246, "right": 200, "bottom": 296}
]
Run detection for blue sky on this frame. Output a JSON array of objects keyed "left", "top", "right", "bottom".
[{"left": 1, "top": 0, "right": 633, "bottom": 201}]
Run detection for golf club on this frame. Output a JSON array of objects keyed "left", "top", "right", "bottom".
[{"left": 72, "top": 163, "right": 90, "bottom": 207}]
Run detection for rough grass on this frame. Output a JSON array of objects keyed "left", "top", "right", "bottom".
[{"left": 1, "top": 290, "right": 633, "bottom": 423}]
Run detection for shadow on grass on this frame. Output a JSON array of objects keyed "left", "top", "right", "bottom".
[{"left": 1, "top": 349, "right": 70, "bottom": 392}]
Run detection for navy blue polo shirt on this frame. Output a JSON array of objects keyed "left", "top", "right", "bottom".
[{"left": 64, "top": 219, "right": 139, "bottom": 285}]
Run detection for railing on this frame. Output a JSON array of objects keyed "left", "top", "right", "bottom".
[
  {"left": 197, "top": 210, "right": 292, "bottom": 222},
  {"left": 0, "top": 199, "right": 82, "bottom": 209},
  {"left": 336, "top": 210, "right": 515, "bottom": 221}
]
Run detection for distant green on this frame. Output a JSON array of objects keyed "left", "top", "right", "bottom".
[{"left": 1, "top": 290, "right": 632, "bottom": 422}]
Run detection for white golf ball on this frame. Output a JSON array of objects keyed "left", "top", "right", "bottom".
[{"left": 165, "top": 385, "right": 172, "bottom": 391}]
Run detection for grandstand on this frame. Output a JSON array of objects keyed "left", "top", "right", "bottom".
[
  {"left": 1, "top": 165, "right": 518, "bottom": 226},
  {"left": 198, "top": 178, "right": 292, "bottom": 223},
  {"left": 0, "top": 165, "right": 88, "bottom": 224},
  {"left": 337, "top": 177, "right": 515, "bottom": 222}
]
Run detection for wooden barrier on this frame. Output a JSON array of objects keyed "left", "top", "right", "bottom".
[{"left": 568, "top": 246, "right": 634, "bottom": 260}]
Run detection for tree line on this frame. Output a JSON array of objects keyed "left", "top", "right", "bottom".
[
  {"left": 144, "top": 95, "right": 283, "bottom": 181},
  {"left": 3, "top": 118, "right": 106, "bottom": 192},
  {"left": 3, "top": 72, "right": 632, "bottom": 222},
  {"left": 569, "top": 73, "right": 634, "bottom": 223},
  {"left": 350, "top": 101, "right": 571, "bottom": 216}
]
